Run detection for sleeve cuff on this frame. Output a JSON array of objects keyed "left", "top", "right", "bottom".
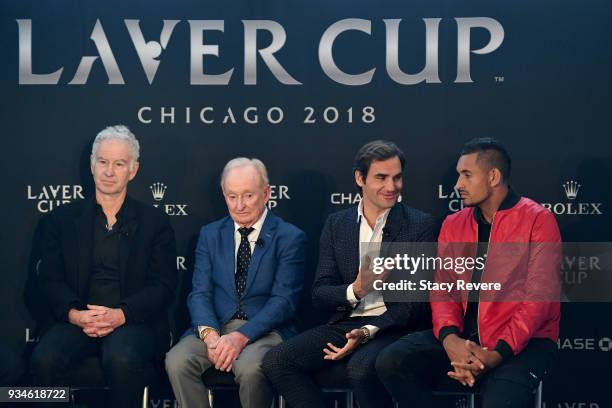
[
  {"left": 64, "top": 301, "right": 85, "bottom": 322},
  {"left": 346, "top": 284, "right": 359, "bottom": 306},
  {"left": 494, "top": 340, "right": 514, "bottom": 360},
  {"left": 362, "top": 325, "right": 380, "bottom": 338},
  {"left": 197, "top": 325, "right": 218, "bottom": 339},
  {"left": 119, "top": 303, "right": 133, "bottom": 324},
  {"left": 438, "top": 326, "right": 460, "bottom": 344}
]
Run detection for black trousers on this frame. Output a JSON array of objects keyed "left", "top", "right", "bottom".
[
  {"left": 262, "top": 317, "right": 402, "bottom": 408},
  {"left": 30, "top": 322, "right": 156, "bottom": 408},
  {"left": 376, "top": 329, "right": 557, "bottom": 408}
]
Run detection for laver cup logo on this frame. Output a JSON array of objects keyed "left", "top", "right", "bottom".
[
  {"left": 27, "top": 184, "right": 84, "bottom": 213},
  {"left": 542, "top": 180, "right": 603, "bottom": 216},
  {"left": 149, "top": 182, "right": 188, "bottom": 216},
  {"left": 267, "top": 185, "right": 290, "bottom": 210},
  {"left": 438, "top": 185, "right": 463, "bottom": 213},
  {"left": 17, "top": 17, "right": 504, "bottom": 86}
]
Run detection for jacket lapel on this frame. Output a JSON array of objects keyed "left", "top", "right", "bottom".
[
  {"left": 244, "top": 212, "right": 278, "bottom": 294},
  {"left": 347, "top": 207, "right": 360, "bottom": 280},
  {"left": 118, "top": 197, "right": 138, "bottom": 294},
  {"left": 220, "top": 217, "right": 237, "bottom": 294},
  {"left": 382, "top": 203, "right": 404, "bottom": 244}
]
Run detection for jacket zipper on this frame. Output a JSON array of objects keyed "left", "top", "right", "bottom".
[{"left": 476, "top": 212, "right": 495, "bottom": 346}]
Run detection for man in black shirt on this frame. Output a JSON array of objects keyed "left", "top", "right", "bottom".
[{"left": 30, "top": 125, "right": 177, "bottom": 408}]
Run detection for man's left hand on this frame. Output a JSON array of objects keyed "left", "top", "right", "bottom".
[
  {"left": 323, "top": 329, "right": 365, "bottom": 361},
  {"left": 449, "top": 340, "right": 503, "bottom": 385},
  {"left": 84, "top": 304, "right": 126, "bottom": 337},
  {"left": 214, "top": 332, "right": 249, "bottom": 372}
]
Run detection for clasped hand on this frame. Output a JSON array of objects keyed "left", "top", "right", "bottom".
[
  {"left": 68, "top": 304, "right": 126, "bottom": 338},
  {"left": 205, "top": 331, "right": 249, "bottom": 372},
  {"left": 443, "top": 335, "right": 502, "bottom": 387}
]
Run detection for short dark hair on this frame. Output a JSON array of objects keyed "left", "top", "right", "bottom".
[
  {"left": 353, "top": 140, "right": 406, "bottom": 189},
  {"left": 460, "top": 137, "right": 511, "bottom": 182}
]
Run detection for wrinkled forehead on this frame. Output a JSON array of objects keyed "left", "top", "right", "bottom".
[
  {"left": 223, "top": 165, "right": 265, "bottom": 192},
  {"left": 94, "top": 139, "right": 134, "bottom": 161}
]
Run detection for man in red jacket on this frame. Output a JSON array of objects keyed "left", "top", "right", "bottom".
[{"left": 376, "top": 138, "right": 561, "bottom": 408}]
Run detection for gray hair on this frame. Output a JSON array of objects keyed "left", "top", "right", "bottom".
[
  {"left": 220, "top": 158, "right": 269, "bottom": 191},
  {"left": 90, "top": 125, "right": 140, "bottom": 169}
]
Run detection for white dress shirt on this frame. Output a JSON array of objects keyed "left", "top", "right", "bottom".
[
  {"left": 198, "top": 208, "right": 268, "bottom": 337},
  {"left": 232, "top": 208, "right": 268, "bottom": 272},
  {"left": 345, "top": 202, "right": 389, "bottom": 338}
]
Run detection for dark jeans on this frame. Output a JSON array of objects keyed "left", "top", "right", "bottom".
[
  {"left": 30, "top": 322, "right": 156, "bottom": 408},
  {"left": 376, "top": 329, "right": 556, "bottom": 408},
  {"left": 262, "top": 317, "right": 402, "bottom": 408}
]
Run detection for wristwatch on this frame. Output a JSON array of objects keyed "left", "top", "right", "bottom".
[
  {"left": 199, "top": 327, "right": 219, "bottom": 341},
  {"left": 360, "top": 327, "right": 371, "bottom": 344}
]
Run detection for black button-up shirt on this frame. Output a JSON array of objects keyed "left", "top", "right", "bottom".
[{"left": 87, "top": 204, "right": 123, "bottom": 307}]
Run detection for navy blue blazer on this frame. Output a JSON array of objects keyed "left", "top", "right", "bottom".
[
  {"left": 187, "top": 211, "right": 306, "bottom": 341},
  {"left": 312, "top": 202, "right": 438, "bottom": 331}
]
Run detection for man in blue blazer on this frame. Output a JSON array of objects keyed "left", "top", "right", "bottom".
[{"left": 166, "top": 158, "right": 305, "bottom": 408}]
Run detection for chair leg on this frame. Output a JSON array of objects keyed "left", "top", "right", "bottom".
[
  {"left": 208, "top": 389, "right": 214, "bottom": 408},
  {"left": 534, "top": 382, "right": 542, "bottom": 408},
  {"left": 70, "top": 389, "right": 77, "bottom": 408},
  {"left": 346, "top": 390, "right": 354, "bottom": 408},
  {"left": 468, "top": 393, "right": 475, "bottom": 408},
  {"left": 142, "top": 385, "right": 149, "bottom": 408}
]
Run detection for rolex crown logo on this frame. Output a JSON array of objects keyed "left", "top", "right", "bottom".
[
  {"left": 150, "top": 182, "right": 167, "bottom": 201},
  {"left": 563, "top": 180, "right": 580, "bottom": 200}
]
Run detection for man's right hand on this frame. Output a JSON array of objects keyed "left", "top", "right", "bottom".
[
  {"left": 68, "top": 308, "right": 111, "bottom": 337},
  {"left": 204, "top": 332, "right": 221, "bottom": 365},
  {"left": 442, "top": 334, "right": 481, "bottom": 387},
  {"left": 353, "top": 255, "right": 390, "bottom": 299}
]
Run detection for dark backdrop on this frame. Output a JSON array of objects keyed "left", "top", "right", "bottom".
[{"left": 1, "top": 1, "right": 611, "bottom": 406}]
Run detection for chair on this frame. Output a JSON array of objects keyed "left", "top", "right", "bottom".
[
  {"left": 201, "top": 369, "right": 240, "bottom": 408},
  {"left": 67, "top": 356, "right": 156, "bottom": 408},
  {"left": 432, "top": 381, "right": 543, "bottom": 408},
  {"left": 202, "top": 362, "right": 355, "bottom": 408}
]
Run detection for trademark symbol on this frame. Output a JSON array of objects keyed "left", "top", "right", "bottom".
[{"left": 494, "top": 76, "right": 504, "bottom": 83}]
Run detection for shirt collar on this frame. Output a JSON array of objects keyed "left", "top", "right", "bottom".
[
  {"left": 357, "top": 201, "right": 390, "bottom": 227},
  {"left": 474, "top": 186, "right": 521, "bottom": 225},
  {"left": 234, "top": 207, "right": 268, "bottom": 235},
  {"left": 94, "top": 199, "right": 125, "bottom": 222}
]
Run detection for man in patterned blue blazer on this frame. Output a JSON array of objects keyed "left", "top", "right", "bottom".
[
  {"left": 263, "top": 140, "right": 438, "bottom": 408},
  {"left": 166, "top": 158, "right": 306, "bottom": 408}
]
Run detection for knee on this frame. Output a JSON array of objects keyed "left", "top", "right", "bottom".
[
  {"left": 375, "top": 346, "right": 421, "bottom": 383},
  {"left": 482, "top": 378, "right": 534, "bottom": 408},
  {"left": 30, "top": 346, "right": 63, "bottom": 380},
  {"left": 102, "top": 345, "right": 148, "bottom": 377},
  {"left": 165, "top": 347, "right": 191, "bottom": 379},
  {"left": 234, "top": 362, "right": 265, "bottom": 384},
  {"left": 261, "top": 345, "right": 286, "bottom": 376},
  {"left": 375, "top": 348, "right": 402, "bottom": 379},
  {"left": 346, "top": 358, "right": 377, "bottom": 387}
]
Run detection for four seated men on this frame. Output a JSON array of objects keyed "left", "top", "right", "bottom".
[{"left": 30, "top": 136, "right": 559, "bottom": 408}]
